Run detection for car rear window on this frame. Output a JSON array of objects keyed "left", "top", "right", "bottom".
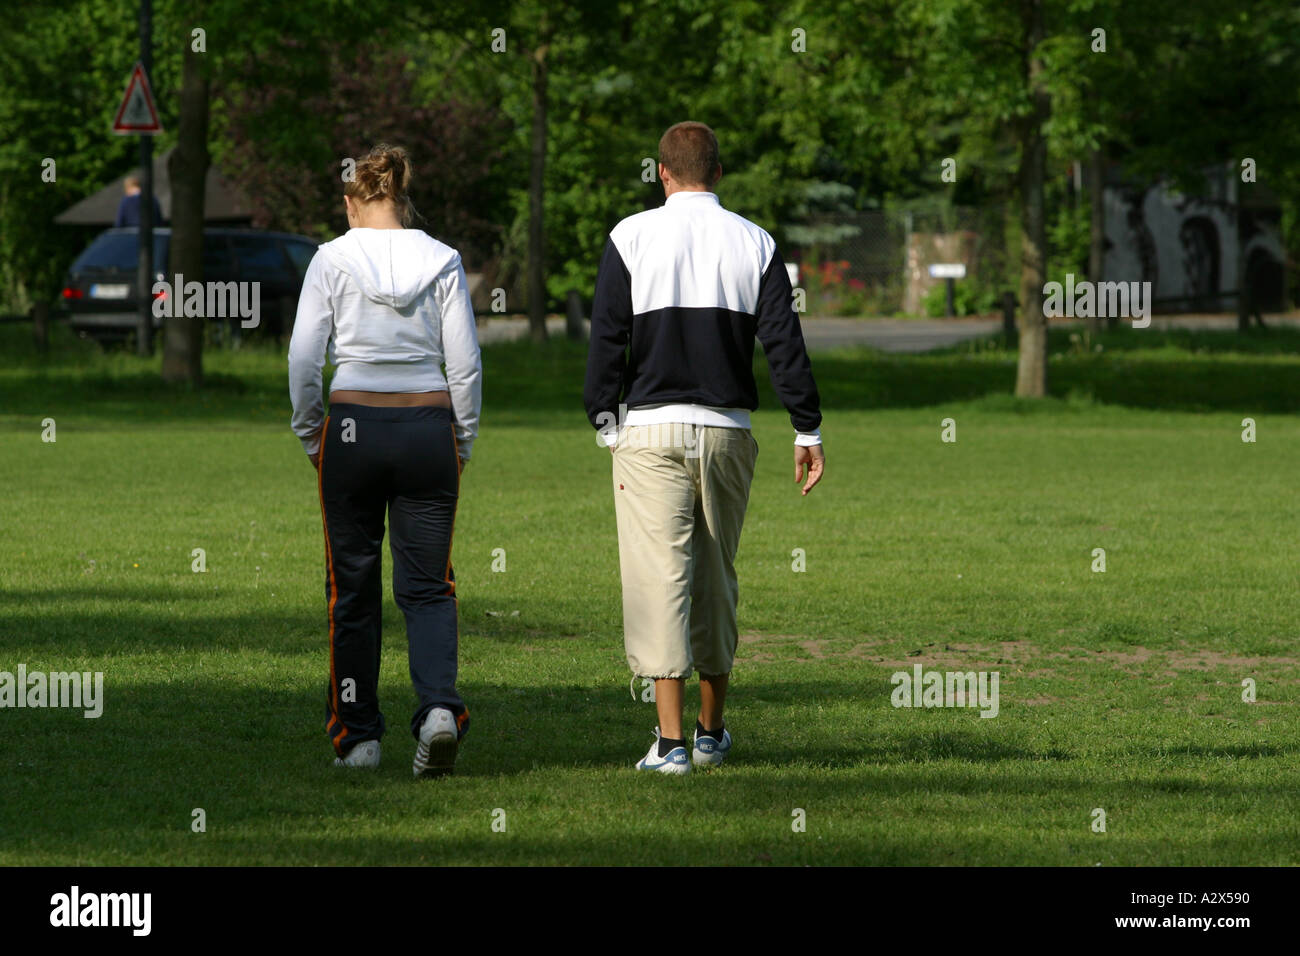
[
  {"left": 70, "top": 231, "right": 169, "bottom": 274},
  {"left": 284, "top": 240, "right": 318, "bottom": 280},
  {"left": 230, "top": 235, "right": 291, "bottom": 281},
  {"left": 202, "top": 235, "right": 236, "bottom": 279}
]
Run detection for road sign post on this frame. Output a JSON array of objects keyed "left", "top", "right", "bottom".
[
  {"left": 112, "top": 2, "right": 160, "bottom": 357},
  {"left": 928, "top": 263, "right": 967, "bottom": 317}
]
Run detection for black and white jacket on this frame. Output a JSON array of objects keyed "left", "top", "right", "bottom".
[{"left": 583, "top": 191, "right": 822, "bottom": 445}]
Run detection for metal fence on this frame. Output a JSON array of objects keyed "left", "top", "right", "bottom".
[{"left": 788, "top": 206, "right": 1012, "bottom": 316}]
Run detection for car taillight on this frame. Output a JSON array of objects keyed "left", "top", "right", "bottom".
[{"left": 62, "top": 287, "right": 83, "bottom": 300}]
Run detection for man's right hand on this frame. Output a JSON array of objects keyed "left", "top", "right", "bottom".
[{"left": 794, "top": 443, "right": 825, "bottom": 496}]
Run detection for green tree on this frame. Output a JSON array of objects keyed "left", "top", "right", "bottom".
[{"left": 0, "top": 0, "right": 181, "bottom": 315}]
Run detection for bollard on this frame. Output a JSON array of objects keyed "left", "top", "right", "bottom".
[
  {"left": 32, "top": 301, "right": 50, "bottom": 354},
  {"left": 565, "top": 289, "right": 584, "bottom": 341},
  {"left": 1001, "top": 291, "right": 1017, "bottom": 340}
]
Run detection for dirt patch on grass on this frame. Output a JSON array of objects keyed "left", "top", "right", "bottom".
[
  {"left": 739, "top": 632, "right": 803, "bottom": 644},
  {"left": 738, "top": 632, "right": 891, "bottom": 662},
  {"left": 736, "top": 632, "right": 1300, "bottom": 678},
  {"left": 1092, "top": 647, "right": 1154, "bottom": 667},
  {"left": 1160, "top": 649, "right": 1294, "bottom": 671},
  {"left": 1047, "top": 644, "right": 1300, "bottom": 677},
  {"left": 872, "top": 640, "right": 1033, "bottom": 671}
]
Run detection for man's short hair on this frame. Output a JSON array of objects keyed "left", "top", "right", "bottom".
[
  {"left": 658, "top": 122, "right": 720, "bottom": 188},
  {"left": 124, "top": 173, "right": 141, "bottom": 189}
]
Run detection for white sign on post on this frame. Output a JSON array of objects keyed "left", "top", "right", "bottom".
[
  {"left": 928, "top": 263, "right": 966, "bottom": 279},
  {"left": 112, "top": 62, "right": 161, "bottom": 134}
]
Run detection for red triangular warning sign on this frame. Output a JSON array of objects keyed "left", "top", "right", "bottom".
[{"left": 112, "top": 62, "right": 161, "bottom": 134}]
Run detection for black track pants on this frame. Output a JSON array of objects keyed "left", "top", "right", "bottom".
[{"left": 317, "top": 403, "right": 468, "bottom": 756}]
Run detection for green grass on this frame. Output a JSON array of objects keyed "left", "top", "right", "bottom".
[{"left": 1, "top": 322, "right": 1298, "bottom": 865}]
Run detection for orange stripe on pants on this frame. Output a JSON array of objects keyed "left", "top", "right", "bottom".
[{"left": 317, "top": 415, "right": 349, "bottom": 754}]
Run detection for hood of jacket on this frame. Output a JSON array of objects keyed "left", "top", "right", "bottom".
[{"left": 319, "top": 228, "right": 459, "bottom": 309}]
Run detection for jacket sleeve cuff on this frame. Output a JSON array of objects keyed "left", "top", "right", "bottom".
[{"left": 794, "top": 430, "right": 822, "bottom": 446}]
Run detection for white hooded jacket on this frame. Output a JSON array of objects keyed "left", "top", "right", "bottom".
[{"left": 288, "top": 227, "right": 482, "bottom": 458}]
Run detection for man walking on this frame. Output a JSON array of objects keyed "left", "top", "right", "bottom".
[
  {"left": 584, "top": 121, "right": 825, "bottom": 774},
  {"left": 113, "top": 173, "right": 164, "bottom": 228}
]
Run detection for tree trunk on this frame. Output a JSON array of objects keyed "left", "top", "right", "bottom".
[
  {"left": 527, "top": 33, "right": 550, "bottom": 345},
  {"left": 1014, "top": 0, "right": 1049, "bottom": 398},
  {"left": 1087, "top": 147, "right": 1105, "bottom": 339},
  {"left": 162, "top": 36, "right": 208, "bottom": 385}
]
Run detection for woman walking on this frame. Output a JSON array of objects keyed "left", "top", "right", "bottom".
[{"left": 289, "top": 144, "right": 481, "bottom": 777}]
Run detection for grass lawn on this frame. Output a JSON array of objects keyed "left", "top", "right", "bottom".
[{"left": 1, "top": 322, "right": 1298, "bottom": 865}]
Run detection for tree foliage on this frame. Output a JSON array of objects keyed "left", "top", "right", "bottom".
[{"left": 3, "top": 0, "right": 1298, "bottom": 355}]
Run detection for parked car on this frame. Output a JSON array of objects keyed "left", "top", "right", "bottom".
[{"left": 60, "top": 227, "right": 319, "bottom": 346}]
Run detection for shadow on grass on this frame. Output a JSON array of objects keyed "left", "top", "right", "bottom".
[
  {"left": 1045, "top": 324, "right": 1300, "bottom": 356},
  {"left": 7, "top": 667, "right": 1296, "bottom": 863},
  {"left": 12, "top": 823, "right": 1290, "bottom": 866},
  {"left": 1136, "top": 743, "right": 1296, "bottom": 760},
  {"left": 0, "top": 585, "right": 320, "bottom": 656},
  {"left": 478, "top": 331, "right": 1300, "bottom": 417},
  {"left": 9, "top": 655, "right": 1298, "bottom": 775},
  {"left": 0, "top": 584, "right": 606, "bottom": 656}
]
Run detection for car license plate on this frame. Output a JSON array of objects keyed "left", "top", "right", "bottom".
[{"left": 90, "top": 283, "right": 129, "bottom": 299}]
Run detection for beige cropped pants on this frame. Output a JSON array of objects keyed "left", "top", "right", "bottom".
[{"left": 611, "top": 423, "right": 758, "bottom": 679}]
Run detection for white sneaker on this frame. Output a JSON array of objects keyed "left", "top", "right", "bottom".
[
  {"left": 635, "top": 727, "right": 691, "bottom": 775},
  {"left": 693, "top": 727, "right": 732, "bottom": 767},
  {"left": 413, "top": 707, "right": 459, "bottom": 777},
  {"left": 334, "top": 740, "right": 380, "bottom": 769}
]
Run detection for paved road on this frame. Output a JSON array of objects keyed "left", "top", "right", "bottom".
[
  {"left": 797, "top": 317, "right": 1001, "bottom": 352},
  {"left": 477, "top": 313, "right": 1300, "bottom": 354}
]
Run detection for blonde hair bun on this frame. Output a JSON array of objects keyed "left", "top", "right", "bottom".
[{"left": 346, "top": 144, "right": 414, "bottom": 223}]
